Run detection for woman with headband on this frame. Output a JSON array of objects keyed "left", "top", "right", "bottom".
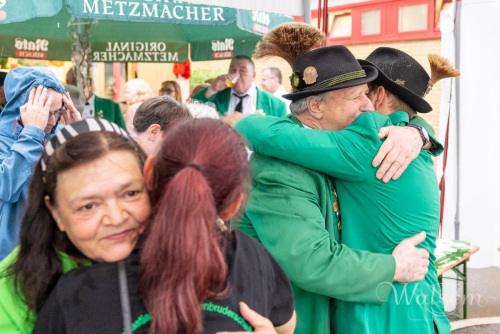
[{"left": 0, "top": 117, "right": 295, "bottom": 333}]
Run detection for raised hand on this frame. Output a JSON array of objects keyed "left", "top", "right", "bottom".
[
  {"left": 61, "top": 92, "right": 82, "bottom": 124},
  {"left": 19, "top": 85, "right": 53, "bottom": 131}
]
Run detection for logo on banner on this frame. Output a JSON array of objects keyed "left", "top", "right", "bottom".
[
  {"left": 14, "top": 38, "right": 49, "bottom": 59},
  {"left": 252, "top": 11, "right": 270, "bottom": 34},
  {"left": 81, "top": 0, "right": 227, "bottom": 24},
  {"left": 93, "top": 42, "right": 179, "bottom": 62},
  {"left": 211, "top": 39, "right": 234, "bottom": 59}
]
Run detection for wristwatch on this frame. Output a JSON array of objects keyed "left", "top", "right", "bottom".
[{"left": 406, "top": 124, "right": 430, "bottom": 147}]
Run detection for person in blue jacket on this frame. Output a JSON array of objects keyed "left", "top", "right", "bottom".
[{"left": 0, "top": 67, "right": 81, "bottom": 260}]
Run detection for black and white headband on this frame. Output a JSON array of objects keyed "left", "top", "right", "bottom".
[{"left": 41, "top": 118, "right": 130, "bottom": 172}]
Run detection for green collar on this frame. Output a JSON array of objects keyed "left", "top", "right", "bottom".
[
  {"left": 289, "top": 114, "right": 304, "bottom": 127},
  {"left": 388, "top": 111, "right": 409, "bottom": 125}
]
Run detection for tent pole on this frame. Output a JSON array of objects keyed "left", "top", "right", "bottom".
[
  {"left": 323, "top": 0, "right": 329, "bottom": 34},
  {"left": 69, "top": 18, "right": 93, "bottom": 99},
  {"left": 303, "top": 0, "right": 311, "bottom": 24},
  {"left": 317, "top": 0, "right": 322, "bottom": 29},
  {"left": 454, "top": 1, "right": 462, "bottom": 240}
]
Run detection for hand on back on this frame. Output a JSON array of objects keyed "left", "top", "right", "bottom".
[
  {"left": 372, "top": 126, "right": 422, "bottom": 182},
  {"left": 392, "top": 231, "right": 430, "bottom": 282}
]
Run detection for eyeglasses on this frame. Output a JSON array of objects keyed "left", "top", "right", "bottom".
[
  {"left": 49, "top": 102, "right": 67, "bottom": 118},
  {"left": 160, "top": 88, "right": 176, "bottom": 95}
]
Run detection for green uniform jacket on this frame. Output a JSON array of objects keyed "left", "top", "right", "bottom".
[
  {"left": 234, "top": 112, "right": 450, "bottom": 334},
  {"left": 94, "top": 95, "right": 127, "bottom": 131},
  {"left": 193, "top": 87, "right": 287, "bottom": 117},
  {"left": 0, "top": 248, "right": 82, "bottom": 334},
  {"left": 233, "top": 115, "right": 396, "bottom": 334}
]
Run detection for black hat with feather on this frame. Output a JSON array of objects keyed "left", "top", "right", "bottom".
[
  {"left": 359, "top": 47, "right": 460, "bottom": 113},
  {"left": 253, "top": 22, "right": 378, "bottom": 101}
]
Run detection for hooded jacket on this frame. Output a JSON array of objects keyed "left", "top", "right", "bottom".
[{"left": 0, "top": 67, "right": 65, "bottom": 260}]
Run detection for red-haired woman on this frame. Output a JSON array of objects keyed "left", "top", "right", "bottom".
[{"left": 33, "top": 119, "right": 296, "bottom": 334}]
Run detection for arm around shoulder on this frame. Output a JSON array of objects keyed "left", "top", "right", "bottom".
[{"left": 235, "top": 112, "right": 385, "bottom": 181}]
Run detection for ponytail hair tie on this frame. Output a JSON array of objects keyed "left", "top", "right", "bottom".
[{"left": 186, "top": 163, "right": 202, "bottom": 172}]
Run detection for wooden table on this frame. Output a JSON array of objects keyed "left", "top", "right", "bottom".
[{"left": 437, "top": 245, "right": 480, "bottom": 319}]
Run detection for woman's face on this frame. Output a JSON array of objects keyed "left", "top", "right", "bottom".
[
  {"left": 46, "top": 150, "right": 151, "bottom": 262},
  {"left": 160, "top": 83, "right": 177, "bottom": 98}
]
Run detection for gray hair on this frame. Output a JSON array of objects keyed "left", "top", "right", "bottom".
[
  {"left": 186, "top": 101, "right": 220, "bottom": 119},
  {"left": 64, "top": 85, "right": 86, "bottom": 114},
  {"left": 289, "top": 91, "right": 333, "bottom": 116}
]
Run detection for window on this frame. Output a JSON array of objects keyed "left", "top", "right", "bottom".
[
  {"left": 324, "top": 0, "right": 440, "bottom": 45},
  {"left": 362, "top": 10, "right": 381, "bottom": 35},
  {"left": 398, "top": 3, "right": 428, "bottom": 32},
  {"left": 330, "top": 13, "right": 352, "bottom": 38}
]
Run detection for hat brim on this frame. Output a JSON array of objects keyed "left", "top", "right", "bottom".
[
  {"left": 358, "top": 59, "right": 432, "bottom": 113},
  {"left": 283, "top": 65, "right": 378, "bottom": 101}
]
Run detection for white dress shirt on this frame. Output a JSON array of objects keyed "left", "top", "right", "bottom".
[
  {"left": 82, "top": 94, "right": 95, "bottom": 119},
  {"left": 227, "top": 83, "right": 258, "bottom": 115},
  {"left": 273, "top": 85, "right": 291, "bottom": 113}
]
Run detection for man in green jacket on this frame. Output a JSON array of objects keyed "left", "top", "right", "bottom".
[
  {"left": 235, "top": 44, "right": 455, "bottom": 333},
  {"left": 193, "top": 55, "right": 287, "bottom": 126},
  {"left": 232, "top": 32, "right": 434, "bottom": 332},
  {"left": 66, "top": 68, "right": 127, "bottom": 131}
]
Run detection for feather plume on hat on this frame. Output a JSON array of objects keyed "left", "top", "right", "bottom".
[
  {"left": 423, "top": 54, "right": 460, "bottom": 97},
  {"left": 253, "top": 22, "right": 327, "bottom": 67}
]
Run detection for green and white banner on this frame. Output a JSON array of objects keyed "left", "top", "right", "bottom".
[
  {"left": 91, "top": 40, "right": 187, "bottom": 63},
  {"left": 190, "top": 36, "right": 260, "bottom": 61},
  {"left": 0, "top": 0, "right": 294, "bottom": 62},
  {"left": 236, "top": 9, "right": 294, "bottom": 35},
  {"left": 66, "top": 0, "right": 236, "bottom": 25}
]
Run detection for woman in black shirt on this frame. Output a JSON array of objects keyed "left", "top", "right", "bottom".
[{"left": 34, "top": 118, "right": 296, "bottom": 334}]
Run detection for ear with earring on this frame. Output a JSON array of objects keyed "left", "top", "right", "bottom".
[{"left": 216, "top": 218, "right": 228, "bottom": 232}]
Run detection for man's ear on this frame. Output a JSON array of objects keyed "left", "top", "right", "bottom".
[
  {"left": 147, "top": 124, "right": 162, "bottom": 141},
  {"left": 374, "top": 86, "right": 386, "bottom": 110},
  {"left": 45, "top": 196, "right": 65, "bottom": 232},
  {"left": 143, "top": 156, "right": 155, "bottom": 191},
  {"left": 306, "top": 96, "right": 323, "bottom": 120}
]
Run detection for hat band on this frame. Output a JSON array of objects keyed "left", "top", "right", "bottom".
[{"left": 301, "top": 70, "right": 366, "bottom": 92}]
